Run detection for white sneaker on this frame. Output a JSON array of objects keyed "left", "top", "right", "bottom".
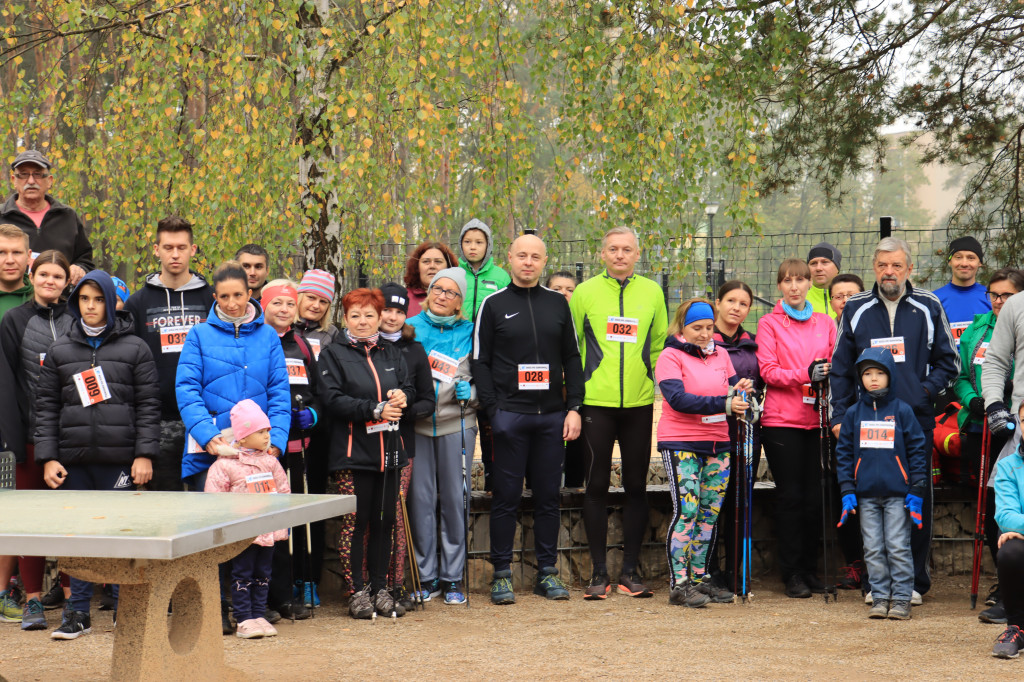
[
  {"left": 911, "top": 590, "right": 922, "bottom": 606},
  {"left": 864, "top": 591, "right": 873, "bottom": 605}
]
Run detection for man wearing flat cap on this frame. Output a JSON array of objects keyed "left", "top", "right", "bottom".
[
  {"left": 933, "top": 236, "right": 990, "bottom": 349},
  {"left": 1, "top": 150, "right": 93, "bottom": 285},
  {"left": 807, "top": 241, "right": 841, "bottom": 320}
]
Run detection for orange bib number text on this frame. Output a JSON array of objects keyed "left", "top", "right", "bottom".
[
  {"left": 245, "top": 472, "right": 278, "bottom": 494},
  {"left": 606, "top": 316, "right": 639, "bottom": 343},
  {"left": 286, "top": 358, "right": 309, "bottom": 385},
  {"left": 428, "top": 350, "right": 460, "bottom": 384}
]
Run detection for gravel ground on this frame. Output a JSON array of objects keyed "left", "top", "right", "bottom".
[{"left": 0, "top": 574, "right": 1017, "bottom": 681}]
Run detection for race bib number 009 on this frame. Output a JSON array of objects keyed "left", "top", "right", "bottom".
[
  {"left": 73, "top": 366, "right": 111, "bottom": 406},
  {"left": 518, "top": 364, "right": 550, "bottom": 390}
]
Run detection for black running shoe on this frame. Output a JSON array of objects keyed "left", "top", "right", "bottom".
[
  {"left": 986, "top": 584, "right": 1001, "bottom": 607},
  {"left": 50, "top": 608, "right": 91, "bottom": 640},
  {"left": 785, "top": 575, "right": 812, "bottom": 599},
  {"left": 584, "top": 573, "right": 611, "bottom": 601},
  {"left": 836, "top": 561, "right": 864, "bottom": 591},
  {"left": 980, "top": 602, "right": 1008, "bottom": 625},
  {"left": 40, "top": 582, "right": 65, "bottom": 611}
]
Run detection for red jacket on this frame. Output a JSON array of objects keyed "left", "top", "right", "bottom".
[{"left": 756, "top": 302, "right": 836, "bottom": 429}]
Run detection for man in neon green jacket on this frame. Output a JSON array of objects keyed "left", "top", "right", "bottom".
[
  {"left": 458, "top": 219, "right": 511, "bottom": 323},
  {"left": 570, "top": 226, "right": 667, "bottom": 600}
]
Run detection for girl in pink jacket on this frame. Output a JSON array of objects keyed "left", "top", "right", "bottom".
[
  {"left": 755, "top": 258, "right": 836, "bottom": 599},
  {"left": 205, "top": 399, "right": 291, "bottom": 639},
  {"left": 656, "top": 299, "right": 752, "bottom": 608}
]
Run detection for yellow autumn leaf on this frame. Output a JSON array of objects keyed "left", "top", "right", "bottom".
[
  {"left": 346, "top": 107, "right": 357, "bottom": 118},
  {"left": 748, "top": 154, "right": 757, "bottom": 163}
]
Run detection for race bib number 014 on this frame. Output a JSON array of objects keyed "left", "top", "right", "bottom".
[
  {"left": 73, "top": 366, "right": 112, "bottom": 406},
  {"left": 859, "top": 420, "right": 895, "bottom": 449}
]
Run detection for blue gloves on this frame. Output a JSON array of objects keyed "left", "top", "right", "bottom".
[
  {"left": 455, "top": 381, "right": 472, "bottom": 402},
  {"left": 292, "top": 407, "right": 317, "bottom": 430},
  {"left": 837, "top": 494, "right": 857, "bottom": 527},
  {"left": 905, "top": 494, "right": 923, "bottom": 529}
]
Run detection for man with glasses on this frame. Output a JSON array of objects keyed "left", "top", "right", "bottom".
[
  {"left": 1, "top": 150, "right": 93, "bottom": 285},
  {"left": 830, "top": 237, "right": 959, "bottom": 605},
  {"left": 472, "top": 234, "right": 584, "bottom": 605},
  {"left": 934, "top": 236, "right": 991, "bottom": 349}
]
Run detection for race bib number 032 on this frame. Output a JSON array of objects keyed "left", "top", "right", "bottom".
[{"left": 606, "top": 316, "right": 639, "bottom": 343}]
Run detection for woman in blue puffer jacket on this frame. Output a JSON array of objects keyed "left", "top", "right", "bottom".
[{"left": 175, "top": 261, "right": 290, "bottom": 490}]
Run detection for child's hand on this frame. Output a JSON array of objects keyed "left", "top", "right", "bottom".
[
  {"left": 905, "top": 494, "right": 924, "bottom": 529},
  {"left": 43, "top": 460, "right": 67, "bottom": 489},
  {"left": 837, "top": 494, "right": 857, "bottom": 527},
  {"left": 131, "top": 457, "right": 153, "bottom": 485}
]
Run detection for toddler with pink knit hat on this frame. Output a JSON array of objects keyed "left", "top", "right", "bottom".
[{"left": 205, "top": 399, "right": 291, "bottom": 639}]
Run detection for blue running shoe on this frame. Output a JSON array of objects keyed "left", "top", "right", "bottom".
[
  {"left": 417, "top": 578, "right": 442, "bottom": 603},
  {"left": 444, "top": 582, "right": 467, "bottom": 605},
  {"left": 534, "top": 567, "right": 569, "bottom": 600},
  {"left": 490, "top": 570, "right": 515, "bottom": 605},
  {"left": 21, "top": 598, "right": 47, "bottom": 631}
]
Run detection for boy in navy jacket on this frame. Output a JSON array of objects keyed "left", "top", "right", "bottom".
[{"left": 835, "top": 347, "right": 928, "bottom": 620}]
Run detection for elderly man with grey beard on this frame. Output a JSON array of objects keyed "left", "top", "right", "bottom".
[{"left": 829, "top": 237, "right": 959, "bottom": 605}]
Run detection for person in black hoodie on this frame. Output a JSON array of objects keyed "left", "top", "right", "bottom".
[
  {"left": 34, "top": 270, "right": 161, "bottom": 640},
  {"left": 318, "top": 287, "right": 414, "bottom": 620},
  {"left": 0, "top": 249, "right": 73, "bottom": 630},
  {"left": 471, "top": 234, "right": 584, "bottom": 605},
  {"left": 124, "top": 216, "right": 212, "bottom": 491}
]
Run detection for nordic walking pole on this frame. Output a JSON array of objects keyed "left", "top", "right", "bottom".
[
  {"left": 390, "top": 423, "right": 402, "bottom": 622},
  {"left": 744, "top": 409, "right": 754, "bottom": 602},
  {"left": 459, "top": 397, "right": 471, "bottom": 609},
  {"left": 295, "top": 395, "right": 315, "bottom": 617},
  {"left": 732, "top": 416, "right": 743, "bottom": 599},
  {"left": 401, "top": 490, "right": 424, "bottom": 610},
  {"left": 815, "top": 376, "right": 835, "bottom": 604},
  {"left": 971, "top": 422, "right": 992, "bottom": 609}
]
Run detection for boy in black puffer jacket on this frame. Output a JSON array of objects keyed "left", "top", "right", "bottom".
[{"left": 34, "top": 270, "right": 161, "bottom": 640}]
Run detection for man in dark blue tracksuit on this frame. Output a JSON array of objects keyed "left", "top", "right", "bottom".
[
  {"left": 831, "top": 237, "right": 960, "bottom": 601},
  {"left": 472, "top": 234, "right": 584, "bottom": 605}
]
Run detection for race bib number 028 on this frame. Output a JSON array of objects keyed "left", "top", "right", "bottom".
[{"left": 518, "top": 364, "right": 550, "bottom": 390}]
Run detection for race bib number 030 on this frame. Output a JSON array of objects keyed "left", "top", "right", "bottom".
[
  {"left": 286, "top": 358, "right": 309, "bottom": 385},
  {"left": 518, "top": 364, "right": 550, "bottom": 390},
  {"left": 73, "top": 366, "right": 112, "bottom": 406},
  {"left": 245, "top": 471, "right": 278, "bottom": 494},
  {"left": 859, "top": 420, "right": 895, "bottom": 449},
  {"left": 428, "top": 350, "right": 460, "bottom": 384},
  {"left": 160, "top": 325, "right": 191, "bottom": 353},
  {"left": 870, "top": 336, "right": 906, "bottom": 363},
  {"left": 606, "top": 316, "right": 639, "bottom": 343}
]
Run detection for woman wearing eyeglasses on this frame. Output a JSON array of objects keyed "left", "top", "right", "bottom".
[
  {"left": 406, "top": 268, "right": 477, "bottom": 605},
  {"left": 828, "top": 274, "right": 865, "bottom": 321},
  {"left": 955, "top": 268, "right": 1024, "bottom": 621}
]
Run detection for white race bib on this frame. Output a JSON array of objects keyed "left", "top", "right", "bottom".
[
  {"left": 859, "top": 420, "right": 895, "bottom": 449},
  {"left": 186, "top": 434, "right": 205, "bottom": 454},
  {"left": 245, "top": 471, "right": 278, "bottom": 494},
  {"left": 366, "top": 419, "right": 391, "bottom": 434},
  {"left": 606, "top": 316, "right": 639, "bottom": 343},
  {"left": 73, "top": 366, "right": 111, "bottom": 406},
  {"left": 701, "top": 413, "right": 726, "bottom": 424},
  {"left": 286, "top": 357, "right": 309, "bottom": 385},
  {"left": 160, "top": 324, "right": 192, "bottom": 353},
  {"left": 518, "top": 364, "right": 550, "bottom": 390},
  {"left": 870, "top": 336, "right": 906, "bottom": 363},
  {"left": 973, "top": 341, "right": 989, "bottom": 366}
]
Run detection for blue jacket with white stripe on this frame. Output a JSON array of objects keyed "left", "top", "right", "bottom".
[{"left": 830, "top": 283, "right": 960, "bottom": 431}]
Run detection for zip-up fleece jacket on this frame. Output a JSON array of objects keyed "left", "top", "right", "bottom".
[
  {"left": 570, "top": 272, "right": 667, "bottom": 409},
  {"left": 835, "top": 347, "right": 928, "bottom": 499},
  {"left": 392, "top": 326, "right": 436, "bottom": 456},
  {"left": 317, "top": 336, "right": 414, "bottom": 473},
  {"left": 205, "top": 447, "right": 291, "bottom": 546},
  {"left": 175, "top": 302, "right": 291, "bottom": 479},
  {"left": 756, "top": 302, "right": 836, "bottom": 429},
  {"left": 954, "top": 311, "right": 1010, "bottom": 430},
  {"left": 655, "top": 335, "right": 738, "bottom": 448},
  {"left": 34, "top": 272, "right": 161, "bottom": 467},
  {"left": 278, "top": 327, "right": 323, "bottom": 450},
  {"left": 408, "top": 312, "right": 476, "bottom": 437},
  {"left": 294, "top": 318, "right": 341, "bottom": 360},
  {"left": 471, "top": 281, "right": 584, "bottom": 417},
  {"left": 994, "top": 451, "right": 1024, "bottom": 534},
  {"left": 124, "top": 272, "right": 213, "bottom": 420},
  {"left": 0, "top": 193, "right": 94, "bottom": 271},
  {"left": 831, "top": 284, "right": 960, "bottom": 432},
  {"left": 458, "top": 219, "right": 511, "bottom": 322},
  {"left": 0, "top": 299, "right": 73, "bottom": 461},
  {"left": 807, "top": 285, "right": 837, "bottom": 319}
]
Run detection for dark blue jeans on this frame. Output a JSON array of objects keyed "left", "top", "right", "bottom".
[
  {"left": 489, "top": 409, "right": 566, "bottom": 572},
  {"left": 230, "top": 544, "right": 275, "bottom": 622}
]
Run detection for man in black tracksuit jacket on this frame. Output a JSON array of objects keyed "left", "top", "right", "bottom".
[{"left": 472, "top": 234, "right": 584, "bottom": 604}]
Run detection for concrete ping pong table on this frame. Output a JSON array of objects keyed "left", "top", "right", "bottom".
[{"left": 0, "top": 490, "right": 354, "bottom": 681}]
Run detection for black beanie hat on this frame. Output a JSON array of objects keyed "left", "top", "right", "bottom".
[
  {"left": 379, "top": 282, "right": 410, "bottom": 315},
  {"left": 948, "top": 236, "right": 983, "bottom": 263},
  {"left": 807, "top": 242, "right": 842, "bottom": 269}
]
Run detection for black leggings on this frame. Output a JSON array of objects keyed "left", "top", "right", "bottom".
[
  {"left": 581, "top": 404, "right": 653, "bottom": 575},
  {"left": 351, "top": 469, "right": 398, "bottom": 593},
  {"left": 998, "top": 538, "right": 1024, "bottom": 628},
  {"left": 761, "top": 426, "right": 824, "bottom": 581}
]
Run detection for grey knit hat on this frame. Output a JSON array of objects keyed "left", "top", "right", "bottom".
[{"left": 429, "top": 267, "right": 467, "bottom": 300}]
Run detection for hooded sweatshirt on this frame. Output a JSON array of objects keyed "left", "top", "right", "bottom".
[
  {"left": 457, "top": 219, "right": 511, "bottom": 322},
  {"left": 0, "top": 275, "right": 33, "bottom": 320},
  {"left": 124, "top": 271, "right": 213, "bottom": 419},
  {"left": 835, "top": 347, "right": 928, "bottom": 499}
]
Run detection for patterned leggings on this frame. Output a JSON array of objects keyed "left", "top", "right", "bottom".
[
  {"left": 662, "top": 449, "right": 730, "bottom": 589},
  {"left": 328, "top": 470, "right": 357, "bottom": 594}
]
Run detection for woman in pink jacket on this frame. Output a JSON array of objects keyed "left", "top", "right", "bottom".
[
  {"left": 756, "top": 258, "right": 837, "bottom": 599},
  {"left": 656, "top": 299, "right": 752, "bottom": 608}
]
